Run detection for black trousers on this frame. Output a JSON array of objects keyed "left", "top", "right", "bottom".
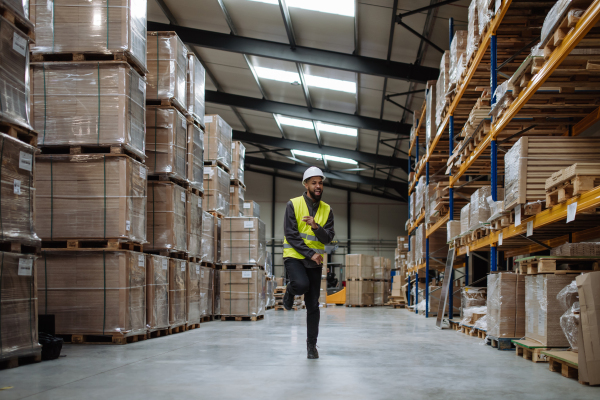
[{"left": 284, "top": 257, "right": 322, "bottom": 344}]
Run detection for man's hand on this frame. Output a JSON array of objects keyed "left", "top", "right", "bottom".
[
  {"left": 302, "top": 216, "right": 319, "bottom": 229},
  {"left": 311, "top": 253, "right": 323, "bottom": 265}
]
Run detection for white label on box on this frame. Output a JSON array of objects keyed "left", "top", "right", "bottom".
[
  {"left": 181, "top": 192, "right": 186, "bottom": 202},
  {"left": 201, "top": 269, "right": 204, "bottom": 278},
  {"left": 567, "top": 202, "right": 577, "bottom": 223},
  {"left": 18, "top": 258, "right": 33, "bottom": 276},
  {"left": 526, "top": 221, "right": 533, "bottom": 237},
  {"left": 13, "top": 179, "right": 21, "bottom": 195},
  {"left": 138, "top": 255, "right": 144, "bottom": 267},
  {"left": 403, "top": 243, "right": 409, "bottom": 249},
  {"left": 19, "top": 151, "right": 32, "bottom": 171},
  {"left": 138, "top": 78, "right": 146, "bottom": 93},
  {"left": 198, "top": 198, "right": 202, "bottom": 208},
  {"left": 218, "top": 169, "right": 221, "bottom": 178},
  {"left": 126, "top": 220, "right": 131, "bottom": 231},
  {"left": 515, "top": 206, "right": 521, "bottom": 226},
  {"left": 232, "top": 142, "right": 236, "bottom": 149},
  {"left": 243, "top": 202, "right": 251, "bottom": 209},
  {"left": 205, "top": 116, "right": 213, "bottom": 123},
  {"left": 205, "top": 168, "right": 214, "bottom": 178},
  {"left": 242, "top": 271, "right": 252, "bottom": 278},
  {"left": 230, "top": 187, "right": 234, "bottom": 193},
  {"left": 498, "top": 232, "right": 503, "bottom": 246},
  {"left": 244, "top": 221, "right": 254, "bottom": 229},
  {"left": 162, "top": 259, "right": 168, "bottom": 270},
  {"left": 12, "top": 32, "right": 27, "bottom": 57},
  {"left": 399, "top": 237, "right": 405, "bottom": 241},
  {"left": 181, "top": 261, "right": 185, "bottom": 272},
  {"left": 140, "top": 165, "right": 146, "bottom": 179},
  {"left": 401, "top": 255, "right": 406, "bottom": 259},
  {"left": 196, "top": 265, "right": 200, "bottom": 274}
]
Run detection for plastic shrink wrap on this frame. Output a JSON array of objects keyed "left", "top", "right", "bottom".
[
  {"left": 346, "top": 254, "right": 374, "bottom": 280},
  {"left": 447, "top": 220, "right": 461, "bottom": 242},
  {"left": 0, "top": 0, "right": 30, "bottom": 20},
  {"left": 477, "top": 0, "right": 494, "bottom": 37},
  {"left": 31, "top": 61, "right": 146, "bottom": 158},
  {"left": 204, "top": 115, "right": 232, "bottom": 168},
  {"left": 557, "top": 280, "right": 579, "bottom": 351},
  {"left": 487, "top": 195, "right": 504, "bottom": 222},
  {"left": 466, "top": 0, "right": 480, "bottom": 61},
  {"left": 199, "top": 266, "right": 213, "bottom": 317},
  {"left": 243, "top": 201, "right": 261, "bottom": 218},
  {"left": 460, "top": 306, "right": 487, "bottom": 326},
  {"left": 1, "top": 252, "right": 40, "bottom": 361},
  {"left": 231, "top": 141, "right": 245, "bottom": 185},
  {"left": 449, "top": 31, "right": 468, "bottom": 88},
  {"left": 39, "top": 251, "right": 146, "bottom": 336},
  {"left": 487, "top": 273, "right": 525, "bottom": 338},
  {"left": 469, "top": 186, "right": 492, "bottom": 231},
  {"left": 169, "top": 259, "right": 187, "bottom": 328},
  {"left": 31, "top": 0, "right": 147, "bottom": 72},
  {"left": 460, "top": 203, "right": 470, "bottom": 235},
  {"left": 146, "top": 181, "right": 187, "bottom": 252},
  {"left": 147, "top": 31, "right": 186, "bottom": 110},
  {"left": 221, "top": 217, "right": 265, "bottom": 266},
  {"left": 204, "top": 166, "right": 230, "bottom": 215},
  {"left": 187, "top": 192, "right": 203, "bottom": 258},
  {"left": 0, "top": 133, "right": 39, "bottom": 246},
  {"left": 539, "top": 0, "right": 573, "bottom": 47},
  {"left": 187, "top": 262, "right": 201, "bottom": 325},
  {"left": 229, "top": 184, "right": 245, "bottom": 217},
  {"left": 186, "top": 53, "right": 205, "bottom": 127},
  {"left": 435, "top": 52, "right": 449, "bottom": 128},
  {"left": 146, "top": 106, "right": 187, "bottom": 180},
  {"left": 489, "top": 81, "right": 513, "bottom": 119},
  {"left": 201, "top": 211, "right": 215, "bottom": 263},
  {"left": 346, "top": 280, "right": 374, "bottom": 306},
  {"left": 146, "top": 254, "right": 169, "bottom": 331},
  {"left": 425, "top": 81, "right": 437, "bottom": 148},
  {"left": 219, "top": 269, "right": 265, "bottom": 317},
  {"left": 187, "top": 123, "right": 204, "bottom": 193},
  {"left": 36, "top": 155, "right": 147, "bottom": 242},
  {"left": 414, "top": 225, "right": 425, "bottom": 263},
  {"left": 474, "top": 314, "right": 488, "bottom": 331}
]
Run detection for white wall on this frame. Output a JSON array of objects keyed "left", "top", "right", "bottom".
[{"left": 244, "top": 171, "right": 407, "bottom": 278}]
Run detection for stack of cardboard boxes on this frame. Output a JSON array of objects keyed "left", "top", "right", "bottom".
[{"left": 345, "top": 254, "right": 374, "bottom": 307}]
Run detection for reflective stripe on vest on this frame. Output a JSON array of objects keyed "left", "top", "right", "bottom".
[
  {"left": 283, "top": 196, "right": 331, "bottom": 259},
  {"left": 283, "top": 243, "right": 325, "bottom": 254}
]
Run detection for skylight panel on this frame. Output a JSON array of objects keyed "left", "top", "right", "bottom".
[
  {"left": 247, "top": 0, "right": 355, "bottom": 17},
  {"left": 324, "top": 155, "right": 357, "bottom": 164},
  {"left": 291, "top": 150, "right": 323, "bottom": 160},
  {"left": 277, "top": 116, "right": 314, "bottom": 129},
  {"left": 317, "top": 122, "right": 357, "bottom": 136}
]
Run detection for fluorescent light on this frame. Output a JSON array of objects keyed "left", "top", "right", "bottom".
[
  {"left": 247, "top": 0, "right": 354, "bottom": 17},
  {"left": 254, "top": 66, "right": 299, "bottom": 84},
  {"left": 292, "top": 150, "right": 323, "bottom": 160},
  {"left": 277, "top": 116, "right": 313, "bottom": 129},
  {"left": 305, "top": 75, "right": 356, "bottom": 93},
  {"left": 324, "top": 155, "right": 357, "bottom": 164},
  {"left": 317, "top": 122, "right": 357, "bottom": 136}
]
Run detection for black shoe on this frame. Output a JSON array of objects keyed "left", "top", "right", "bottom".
[
  {"left": 307, "top": 342, "right": 319, "bottom": 359},
  {"left": 283, "top": 289, "right": 294, "bottom": 310}
]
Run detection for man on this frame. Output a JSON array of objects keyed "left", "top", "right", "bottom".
[{"left": 282, "top": 166, "right": 335, "bottom": 360}]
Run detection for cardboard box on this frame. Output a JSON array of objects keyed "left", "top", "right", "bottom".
[
  {"left": 147, "top": 31, "right": 186, "bottom": 110},
  {"left": 199, "top": 266, "right": 213, "bottom": 317},
  {"left": 374, "top": 281, "right": 385, "bottom": 305},
  {"left": 187, "top": 262, "right": 201, "bottom": 325},
  {"left": 215, "top": 215, "right": 222, "bottom": 263},
  {"left": 38, "top": 250, "right": 146, "bottom": 336},
  {"left": 229, "top": 184, "right": 245, "bottom": 217},
  {"left": 31, "top": 0, "right": 147, "bottom": 71},
  {"left": 487, "top": 273, "right": 525, "bottom": 338},
  {"left": 186, "top": 53, "right": 205, "bottom": 127},
  {"left": 187, "top": 192, "right": 203, "bottom": 258},
  {"left": 31, "top": 61, "right": 146, "bottom": 158},
  {"left": 525, "top": 274, "right": 574, "bottom": 346},
  {"left": 1, "top": 252, "right": 40, "bottom": 361},
  {"left": 576, "top": 272, "right": 600, "bottom": 385},
  {"left": 187, "top": 123, "right": 204, "bottom": 193},
  {"left": 201, "top": 211, "right": 215, "bottom": 263},
  {"left": 221, "top": 217, "right": 266, "bottom": 266},
  {"left": 146, "top": 254, "right": 169, "bottom": 331},
  {"left": 204, "top": 115, "right": 232, "bottom": 168},
  {"left": 242, "top": 201, "right": 260, "bottom": 218},
  {"left": 345, "top": 254, "right": 374, "bottom": 280},
  {"left": 146, "top": 181, "right": 187, "bottom": 252},
  {"left": 204, "top": 166, "right": 230, "bottom": 215},
  {"left": 219, "top": 269, "right": 266, "bottom": 317},
  {"left": 346, "top": 280, "right": 374, "bottom": 306},
  {"left": 0, "top": 133, "right": 39, "bottom": 246},
  {"left": 231, "top": 141, "right": 245, "bottom": 184},
  {"left": 36, "top": 154, "right": 147, "bottom": 242},
  {"left": 169, "top": 259, "right": 187, "bottom": 328},
  {"left": 146, "top": 106, "right": 187, "bottom": 181}
]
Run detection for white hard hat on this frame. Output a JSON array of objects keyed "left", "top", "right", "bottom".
[{"left": 302, "top": 166, "right": 325, "bottom": 185}]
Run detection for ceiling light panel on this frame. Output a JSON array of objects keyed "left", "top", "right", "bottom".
[
  {"left": 292, "top": 149, "right": 323, "bottom": 159},
  {"left": 324, "top": 155, "right": 357, "bottom": 164},
  {"left": 277, "top": 116, "right": 313, "bottom": 129},
  {"left": 317, "top": 122, "right": 357, "bottom": 136},
  {"left": 254, "top": 66, "right": 299, "bottom": 84},
  {"left": 246, "top": 0, "right": 354, "bottom": 16}
]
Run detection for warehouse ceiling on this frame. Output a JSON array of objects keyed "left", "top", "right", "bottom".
[{"left": 148, "top": 0, "right": 470, "bottom": 201}]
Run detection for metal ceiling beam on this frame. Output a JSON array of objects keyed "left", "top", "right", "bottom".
[
  {"left": 397, "top": 0, "right": 463, "bottom": 19},
  {"left": 245, "top": 156, "right": 407, "bottom": 195},
  {"left": 233, "top": 131, "right": 408, "bottom": 170},
  {"left": 146, "top": 21, "right": 439, "bottom": 83},
  {"left": 206, "top": 90, "right": 410, "bottom": 135},
  {"left": 245, "top": 166, "right": 405, "bottom": 202}
]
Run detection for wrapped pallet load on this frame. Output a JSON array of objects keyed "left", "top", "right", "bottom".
[
  {"left": 186, "top": 262, "right": 201, "bottom": 329},
  {"left": 38, "top": 251, "right": 146, "bottom": 341},
  {"left": 187, "top": 191, "right": 203, "bottom": 259},
  {"left": 425, "top": 81, "right": 436, "bottom": 150},
  {"left": 204, "top": 166, "right": 230, "bottom": 216},
  {"left": 146, "top": 254, "right": 169, "bottom": 333},
  {"left": 1, "top": 252, "right": 40, "bottom": 362},
  {"left": 199, "top": 265, "right": 214, "bottom": 318},
  {"left": 146, "top": 181, "right": 187, "bottom": 252},
  {"left": 186, "top": 53, "right": 206, "bottom": 128},
  {"left": 219, "top": 269, "right": 266, "bottom": 318},
  {"left": 229, "top": 183, "right": 245, "bottom": 217},
  {"left": 146, "top": 31, "right": 187, "bottom": 111},
  {"left": 168, "top": 259, "right": 187, "bottom": 330},
  {"left": 346, "top": 254, "right": 374, "bottom": 280},
  {"left": 204, "top": 114, "right": 232, "bottom": 170},
  {"left": 435, "top": 51, "right": 449, "bottom": 129},
  {"left": 187, "top": 123, "right": 204, "bottom": 194},
  {"left": 36, "top": 155, "right": 147, "bottom": 242},
  {"left": 575, "top": 272, "right": 600, "bottom": 385},
  {"left": 146, "top": 106, "right": 187, "bottom": 181},
  {"left": 201, "top": 211, "right": 216, "bottom": 264},
  {"left": 243, "top": 200, "right": 261, "bottom": 218},
  {"left": 231, "top": 141, "right": 245, "bottom": 185},
  {"left": 346, "top": 280, "right": 374, "bottom": 306},
  {"left": 487, "top": 273, "right": 525, "bottom": 338},
  {"left": 30, "top": 0, "right": 147, "bottom": 72},
  {"left": 449, "top": 30, "right": 468, "bottom": 89},
  {"left": 466, "top": 0, "right": 480, "bottom": 61},
  {"left": 31, "top": 62, "right": 146, "bottom": 158},
  {"left": 221, "top": 217, "right": 266, "bottom": 266}
]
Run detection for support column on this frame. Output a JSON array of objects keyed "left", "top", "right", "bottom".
[
  {"left": 490, "top": 34, "right": 498, "bottom": 274},
  {"left": 271, "top": 174, "right": 276, "bottom": 276},
  {"left": 347, "top": 191, "right": 351, "bottom": 254},
  {"left": 425, "top": 161, "right": 430, "bottom": 318},
  {"left": 407, "top": 275, "right": 412, "bottom": 307},
  {"left": 448, "top": 114, "right": 454, "bottom": 317},
  {"left": 414, "top": 272, "right": 419, "bottom": 314}
]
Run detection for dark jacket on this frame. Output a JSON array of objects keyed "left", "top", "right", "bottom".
[{"left": 283, "top": 192, "right": 335, "bottom": 268}]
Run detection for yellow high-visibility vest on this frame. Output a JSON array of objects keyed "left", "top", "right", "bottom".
[{"left": 283, "top": 196, "right": 330, "bottom": 259}]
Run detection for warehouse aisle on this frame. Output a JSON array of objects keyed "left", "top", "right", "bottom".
[{"left": 1, "top": 308, "right": 596, "bottom": 400}]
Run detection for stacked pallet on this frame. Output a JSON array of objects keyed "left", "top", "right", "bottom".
[
  {"left": 373, "top": 257, "right": 392, "bottom": 305},
  {"left": 487, "top": 273, "right": 525, "bottom": 339},
  {"left": 545, "top": 163, "right": 600, "bottom": 207},
  {"left": 346, "top": 254, "right": 374, "bottom": 307}
]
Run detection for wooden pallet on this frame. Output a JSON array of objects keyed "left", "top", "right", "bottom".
[
  {"left": 204, "top": 159, "right": 231, "bottom": 175},
  {"left": 148, "top": 174, "right": 190, "bottom": 190},
  {"left": 513, "top": 339, "right": 567, "bottom": 363},
  {"left": 190, "top": 186, "right": 204, "bottom": 197},
  {"left": 39, "top": 144, "right": 145, "bottom": 163},
  {"left": 0, "top": 351, "right": 42, "bottom": 370},
  {"left": 0, "top": 119, "right": 38, "bottom": 147},
  {"left": 188, "top": 255, "right": 201, "bottom": 263},
  {"left": 147, "top": 328, "right": 169, "bottom": 339},
  {"left": 0, "top": 5, "right": 35, "bottom": 41},
  {"left": 143, "top": 249, "right": 188, "bottom": 259},
  {"left": 217, "top": 264, "right": 262, "bottom": 270},
  {"left": 542, "top": 350, "right": 598, "bottom": 386},
  {"left": 208, "top": 210, "right": 226, "bottom": 219},
  {"left": 346, "top": 278, "right": 374, "bottom": 282},
  {"left": 0, "top": 239, "right": 40, "bottom": 255},
  {"left": 185, "top": 323, "right": 200, "bottom": 331},
  {"left": 274, "top": 287, "right": 286, "bottom": 294},
  {"left": 57, "top": 333, "right": 147, "bottom": 345},
  {"left": 487, "top": 335, "right": 518, "bottom": 351},
  {"left": 201, "top": 262, "right": 216, "bottom": 269},
  {"left": 220, "top": 315, "right": 264, "bottom": 322},
  {"left": 542, "top": 9, "right": 582, "bottom": 59},
  {"left": 546, "top": 175, "right": 600, "bottom": 207},
  {"left": 146, "top": 99, "right": 189, "bottom": 119},
  {"left": 230, "top": 179, "right": 246, "bottom": 189},
  {"left": 266, "top": 305, "right": 275, "bottom": 310},
  {"left": 200, "top": 316, "right": 212, "bottom": 323},
  {"left": 168, "top": 325, "right": 186, "bottom": 335},
  {"left": 345, "top": 304, "right": 374, "bottom": 307},
  {"left": 42, "top": 239, "right": 143, "bottom": 252},
  {"left": 517, "top": 256, "right": 600, "bottom": 275},
  {"left": 274, "top": 305, "right": 298, "bottom": 311},
  {"left": 476, "top": 329, "right": 487, "bottom": 339},
  {"left": 31, "top": 52, "right": 147, "bottom": 77},
  {"left": 461, "top": 325, "right": 477, "bottom": 337},
  {"left": 449, "top": 319, "right": 461, "bottom": 331}
]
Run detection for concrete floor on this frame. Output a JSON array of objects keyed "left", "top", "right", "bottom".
[{"left": 1, "top": 307, "right": 598, "bottom": 399}]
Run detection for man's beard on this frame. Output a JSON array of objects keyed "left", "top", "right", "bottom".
[{"left": 309, "top": 188, "right": 322, "bottom": 201}]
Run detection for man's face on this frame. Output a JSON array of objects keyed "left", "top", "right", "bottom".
[{"left": 304, "top": 176, "right": 324, "bottom": 201}]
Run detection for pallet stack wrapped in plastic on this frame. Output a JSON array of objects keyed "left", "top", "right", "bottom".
[
  {"left": 218, "top": 268, "right": 266, "bottom": 319},
  {"left": 345, "top": 254, "right": 374, "bottom": 306},
  {"left": 487, "top": 273, "right": 525, "bottom": 338},
  {"left": 466, "top": 0, "right": 480, "bottom": 62},
  {"left": 229, "top": 180, "right": 245, "bottom": 217},
  {"left": 204, "top": 115, "right": 232, "bottom": 217},
  {"left": 229, "top": 141, "right": 246, "bottom": 216},
  {"left": 435, "top": 51, "right": 449, "bottom": 129},
  {"left": 221, "top": 217, "right": 266, "bottom": 267},
  {"left": 460, "top": 287, "right": 487, "bottom": 327},
  {"left": 449, "top": 31, "right": 468, "bottom": 91},
  {"left": 145, "top": 254, "right": 170, "bottom": 334},
  {"left": 242, "top": 200, "right": 261, "bottom": 218},
  {"left": 425, "top": 81, "right": 437, "bottom": 150}
]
